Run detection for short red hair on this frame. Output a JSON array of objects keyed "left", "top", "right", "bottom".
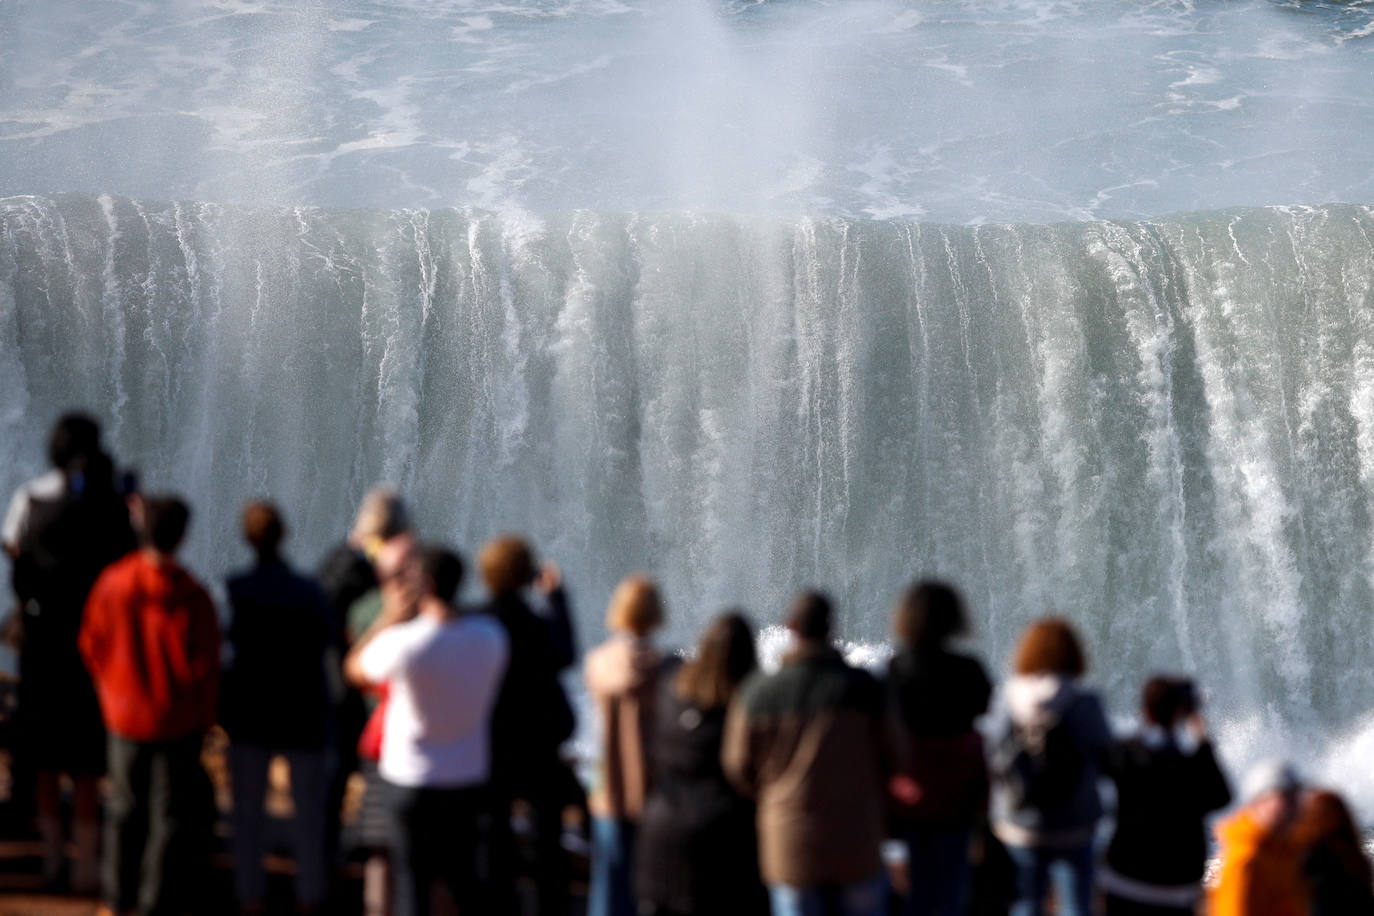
[{"left": 1013, "top": 617, "right": 1087, "bottom": 677}]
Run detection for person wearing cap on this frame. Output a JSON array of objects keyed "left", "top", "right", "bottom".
[
  {"left": 1209, "top": 759, "right": 1309, "bottom": 916},
  {"left": 722, "top": 591, "right": 897, "bottom": 916}
]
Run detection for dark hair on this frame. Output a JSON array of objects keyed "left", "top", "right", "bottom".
[
  {"left": 141, "top": 496, "right": 191, "bottom": 554},
  {"left": 1012, "top": 616, "right": 1087, "bottom": 677},
  {"left": 1141, "top": 676, "right": 1197, "bottom": 728},
  {"left": 420, "top": 545, "right": 465, "bottom": 604},
  {"left": 48, "top": 413, "right": 102, "bottom": 471},
  {"left": 675, "top": 612, "right": 758, "bottom": 709},
  {"left": 1295, "top": 791, "right": 1373, "bottom": 893},
  {"left": 787, "top": 590, "right": 833, "bottom": 641},
  {"left": 894, "top": 580, "right": 968, "bottom": 650},
  {"left": 241, "top": 501, "right": 285, "bottom": 555}
]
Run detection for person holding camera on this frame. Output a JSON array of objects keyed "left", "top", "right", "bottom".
[{"left": 1099, "top": 676, "right": 1232, "bottom": 915}]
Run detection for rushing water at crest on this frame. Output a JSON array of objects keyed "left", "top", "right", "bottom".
[{"left": 4, "top": 0, "right": 1374, "bottom": 805}]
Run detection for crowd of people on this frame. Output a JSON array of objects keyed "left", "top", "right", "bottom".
[{"left": 4, "top": 412, "right": 1374, "bottom": 916}]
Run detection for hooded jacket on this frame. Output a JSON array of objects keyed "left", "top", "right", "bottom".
[
  {"left": 1210, "top": 808, "right": 1310, "bottom": 916},
  {"left": 585, "top": 633, "right": 665, "bottom": 819},
  {"left": 79, "top": 550, "right": 220, "bottom": 743},
  {"left": 990, "top": 673, "right": 1112, "bottom": 849}
]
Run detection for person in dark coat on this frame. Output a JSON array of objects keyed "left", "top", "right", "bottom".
[
  {"left": 223, "top": 502, "right": 334, "bottom": 914},
  {"left": 3, "top": 413, "right": 135, "bottom": 892},
  {"left": 1100, "top": 676, "right": 1231, "bottom": 915},
  {"left": 886, "top": 581, "right": 993, "bottom": 916},
  {"left": 478, "top": 535, "right": 577, "bottom": 916},
  {"left": 1295, "top": 789, "right": 1374, "bottom": 916},
  {"left": 635, "top": 612, "right": 767, "bottom": 916}
]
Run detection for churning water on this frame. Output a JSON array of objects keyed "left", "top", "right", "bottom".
[{"left": 4, "top": 0, "right": 1374, "bottom": 805}]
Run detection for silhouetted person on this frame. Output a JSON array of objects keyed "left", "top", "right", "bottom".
[
  {"left": 1210, "top": 760, "right": 1308, "bottom": 916},
  {"left": 316, "top": 486, "right": 408, "bottom": 867},
  {"left": 1296, "top": 789, "right": 1374, "bottom": 916},
  {"left": 345, "top": 544, "right": 508, "bottom": 916},
  {"left": 478, "top": 535, "right": 577, "bottom": 916},
  {"left": 723, "top": 591, "right": 894, "bottom": 916},
  {"left": 886, "top": 581, "right": 992, "bottom": 916},
  {"left": 585, "top": 576, "right": 668, "bottom": 916},
  {"left": 989, "top": 617, "right": 1111, "bottom": 916},
  {"left": 1100, "top": 676, "right": 1231, "bottom": 915},
  {"left": 636, "top": 612, "right": 767, "bottom": 916},
  {"left": 78, "top": 495, "right": 220, "bottom": 916},
  {"left": 3, "top": 412, "right": 135, "bottom": 892},
  {"left": 222, "top": 501, "right": 334, "bottom": 914}
]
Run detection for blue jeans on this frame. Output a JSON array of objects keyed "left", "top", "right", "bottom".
[
  {"left": 589, "top": 816, "right": 638, "bottom": 916},
  {"left": 769, "top": 872, "right": 888, "bottom": 916},
  {"left": 1006, "top": 842, "right": 1095, "bottom": 916},
  {"left": 904, "top": 826, "right": 973, "bottom": 916}
]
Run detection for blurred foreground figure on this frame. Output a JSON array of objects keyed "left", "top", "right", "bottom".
[
  {"left": 989, "top": 617, "right": 1111, "bottom": 916},
  {"left": 1099, "top": 676, "right": 1230, "bottom": 915},
  {"left": 723, "top": 591, "right": 893, "bottom": 916},
  {"left": 1295, "top": 789, "right": 1374, "bottom": 916},
  {"left": 1209, "top": 760, "right": 1308, "bottom": 916},
  {"left": 3, "top": 412, "right": 135, "bottom": 892},
  {"left": 79, "top": 496, "right": 220, "bottom": 916},
  {"left": 222, "top": 502, "right": 334, "bottom": 914},
  {"left": 346, "top": 545, "right": 508, "bottom": 916},
  {"left": 585, "top": 576, "right": 667, "bottom": 916},
  {"left": 635, "top": 612, "right": 768, "bottom": 916},
  {"left": 886, "top": 581, "right": 992, "bottom": 916},
  {"left": 478, "top": 535, "right": 577, "bottom": 915}
]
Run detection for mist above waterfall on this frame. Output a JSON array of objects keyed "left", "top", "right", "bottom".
[{"left": 3, "top": 0, "right": 1373, "bottom": 222}]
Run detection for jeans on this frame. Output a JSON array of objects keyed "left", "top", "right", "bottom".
[
  {"left": 229, "top": 744, "right": 331, "bottom": 908},
  {"left": 104, "top": 733, "right": 205, "bottom": 916},
  {"left": 588, "top": 816, "right": 638, "bottom": 916},
  {"left": 1006, "top": 841, "right": 1096, "bottom": 916},
  {"left": 903, "top": 826, "right": 973, "bottom": 916},
  {"left": 384, "top": 781, "right": 490, "bottom": 916},
  {"left": 768, "top": 873, "right": 888, "bottom": 916}
]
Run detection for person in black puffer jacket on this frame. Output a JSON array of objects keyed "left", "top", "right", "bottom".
[
  {"left": 636, "top": 611, "right": 768, "bottom": 916},
  {"left": 1100, "top": 675, "right": 1232, "bottom": 915}
]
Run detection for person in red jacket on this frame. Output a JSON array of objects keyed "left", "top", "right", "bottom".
[{"left": 79, "top": 495, "right": 220, "bottom": 916}]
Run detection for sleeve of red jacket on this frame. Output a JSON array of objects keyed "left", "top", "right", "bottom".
[
  {"left": 78, "top": 569, "right": 112, "bottom": 681},
  {"left": 189, "top": 587, "right": 222, "bottom": 732}
]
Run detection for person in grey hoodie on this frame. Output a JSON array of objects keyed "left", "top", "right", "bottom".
[{"left": 989, "top": 617, "right": 1112, "bottom": 916}]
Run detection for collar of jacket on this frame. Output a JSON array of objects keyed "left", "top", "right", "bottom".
[{"left": 781, "top": 640, "right": 844, "bottom": 667}]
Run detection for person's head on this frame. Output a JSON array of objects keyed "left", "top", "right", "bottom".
[
  {"left": 893, "top": 580, "right": 968, "bottom": 651},
  {"left": 140, "top": 495, "right": 191, "bottom": 556},
  {"left": 374, "top": 532, "right": 420, "bottom": 586},
  {"left": 350, "top": 485, "right": 409, "bottom": 555},
  {"left": 1295, "top": 790, "right": 1372, "bottom": 886},
  {"left": 48, "top": 412, "right": 102, "bottom": 471},
  {"left": 606, "top": 575, "right": 664, "bottom": 637},
  {"left": 1241, "top": 759, "right": 1303, "bottom": 829},
  {"left": 787, "top": 590, "right": 833, "bottom": 643},
  {"left": 418, "top": 544, "right": 464, "bottom": 606},
  {"left": 1012, "top": 616, "right": 1087, "bottom": 677},
  {"left": 1141, "top": 675, "right": 1198, "bottom": 729},
  {"left": 478, "top": 535, "right": 537, "bottom": 597},
  {"left": 675, "top": 611, "right": 757, "bottom": 709},
  {"left": 241, "top": 501, "right": 285, "bottom": 559}
]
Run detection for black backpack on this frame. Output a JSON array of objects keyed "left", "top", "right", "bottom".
[{"left": 996, "top": 709, "right": 1084, "bottom": 815}]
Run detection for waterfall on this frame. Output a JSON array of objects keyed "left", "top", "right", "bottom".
[{"left": 4, "top": 192, "right": 1374, "bottom": 731}]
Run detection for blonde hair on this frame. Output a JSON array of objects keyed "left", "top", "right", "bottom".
[
  {"left": 478, "top": 536, "right": 537, "bottom": 596},
  {"left": 606, "top": 575, "right": 664, "bottom": 636},
  {"left": 351, "top": 485, "right": 409, "bottom": 546}
]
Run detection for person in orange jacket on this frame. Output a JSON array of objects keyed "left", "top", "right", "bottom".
[{"left": 1209, "top": 759, "right": 1309, "bottom": 916}]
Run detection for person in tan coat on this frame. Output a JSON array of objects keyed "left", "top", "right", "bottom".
[{"left": 585, "top": 575, "right": 668, "bottom": 916}]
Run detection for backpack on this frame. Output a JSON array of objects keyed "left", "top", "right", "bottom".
[{"left": 996, "top": 709, "right": 1085, "bottom": 815}]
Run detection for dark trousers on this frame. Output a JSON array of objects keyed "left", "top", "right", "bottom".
[
  {"left": 489, "top": 781, "right": 572, "bottom": 916},
  {"left": 104, "top": 733, "right": 205, "bottom": 915},
  {"left": 384, "top": 781, "right": 490, "bottom": 916}
]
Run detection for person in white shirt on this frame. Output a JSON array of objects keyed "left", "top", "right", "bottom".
[{"left": 345, "top": 544, "right": 509, "bottom": 916}]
